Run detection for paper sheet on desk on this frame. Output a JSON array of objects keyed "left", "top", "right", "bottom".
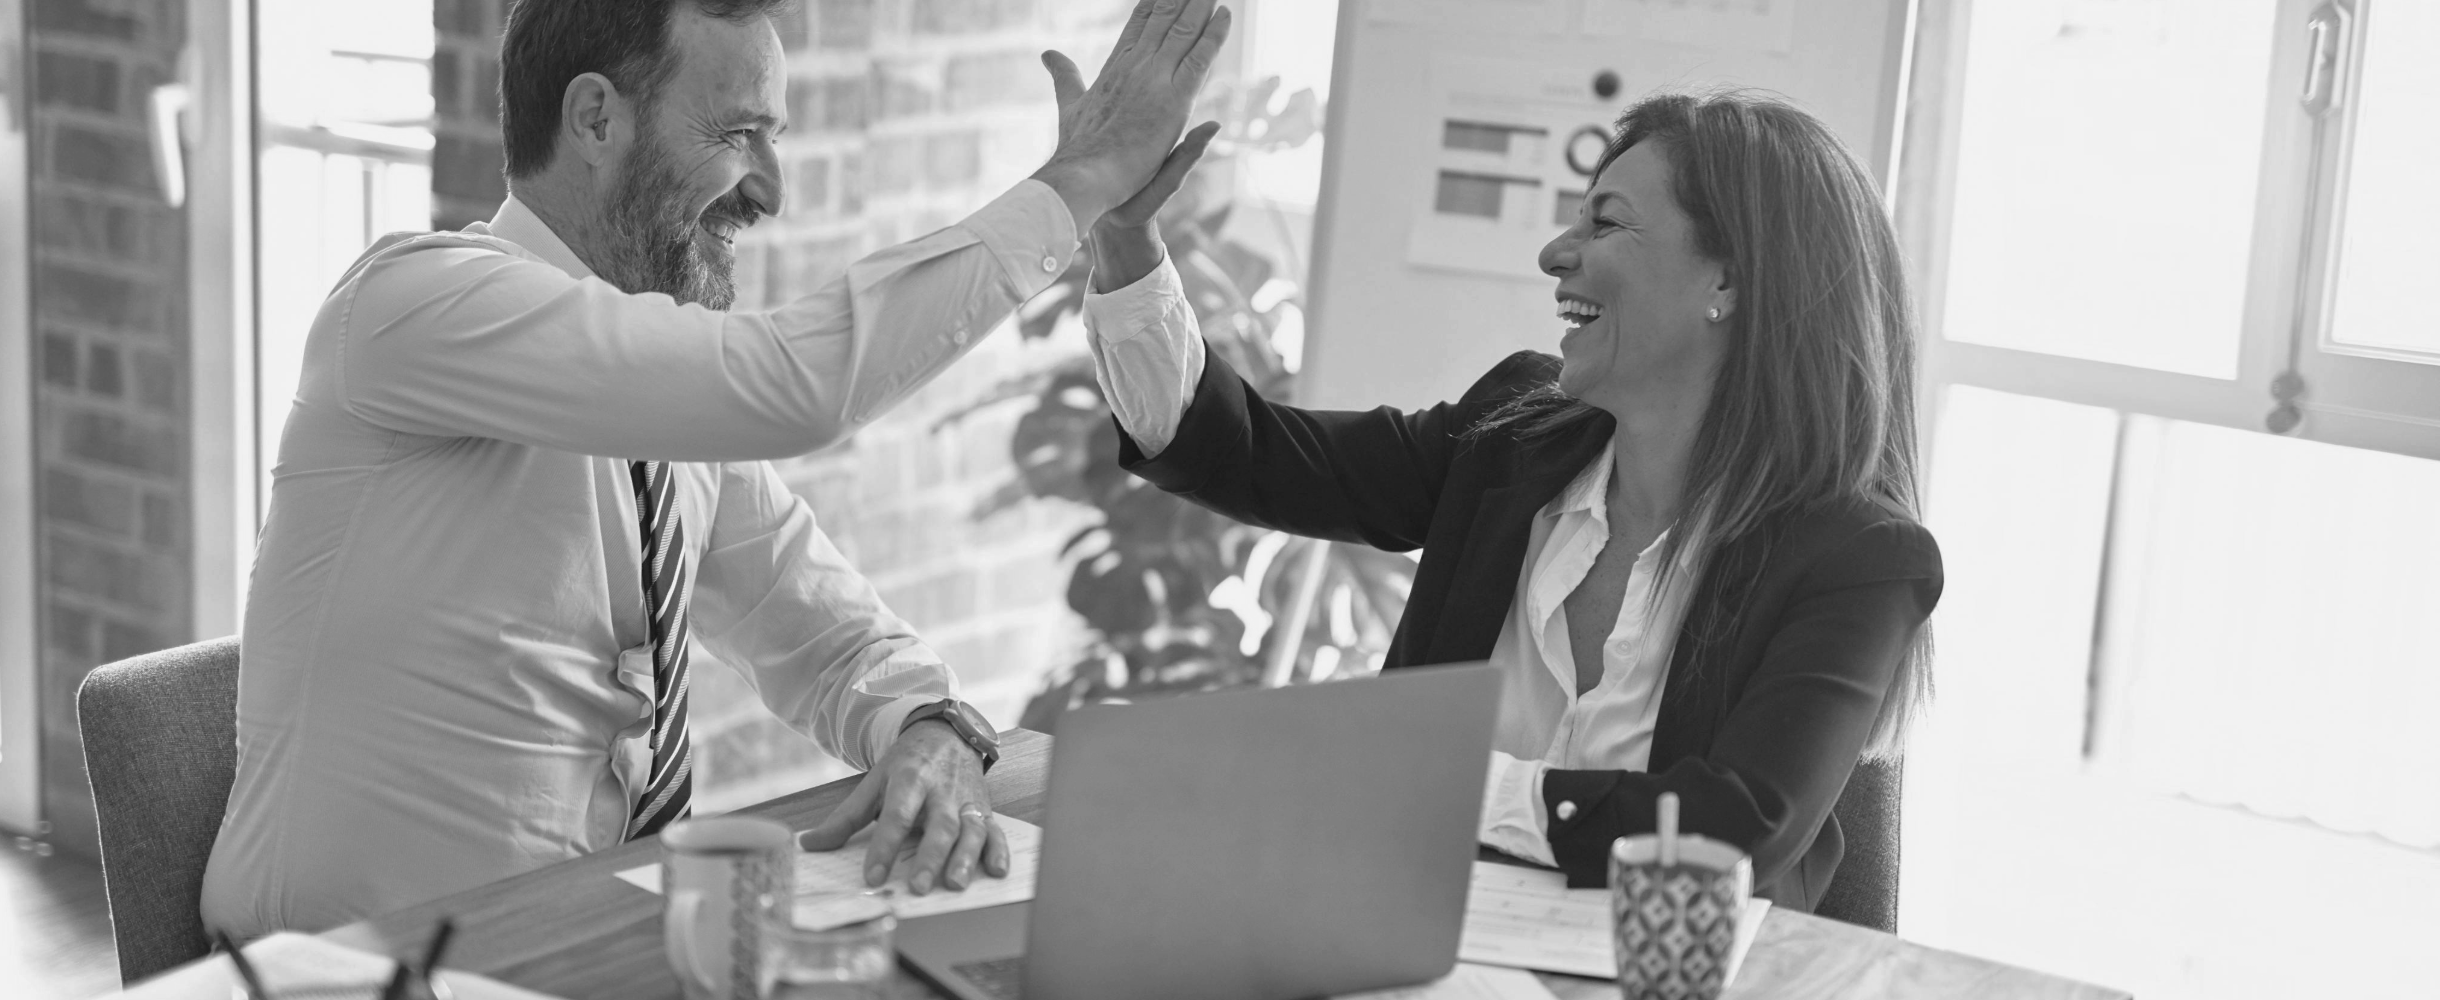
[
  {"left": 1458, "top": 861, "right": 1770, "bottom": 981},
  {"left": 110, "top": 932, "right": 564, "bottom": 999},
  {"left": 614, "top": 816, "right": 1042, "bottom": 924},
  {"left": 1334, "top": 962, "right": 1560, "bottom": 1000}
]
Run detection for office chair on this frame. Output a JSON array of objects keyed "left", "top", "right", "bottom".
[
  {"left": 77, "top": 635, "right": 242, "bottom": 984},
  {"left": 1814, "top": 755, "right": 1903, "bottom": 934}
]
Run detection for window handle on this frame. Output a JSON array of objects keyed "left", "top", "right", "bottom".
[
  {"left": 147, "top": 44, "right": 199, "bottom": 208},
  {"left": 2300, "top": 2, "right": 2353, "bottom": 119},
  {"left": 148, "top": 82, "right": 189, "bottom": 208},
  {"left": 2269, "top": 0, "right": 2360, "bottom": 435}
]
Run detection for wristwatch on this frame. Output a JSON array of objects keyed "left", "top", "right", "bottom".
[{"left": 900, "top": 698, "right": 1000, "bottom": 772}]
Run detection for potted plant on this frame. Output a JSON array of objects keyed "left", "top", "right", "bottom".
[{"left": 938, "top": 78, "right": 1416, "bottom": 733}]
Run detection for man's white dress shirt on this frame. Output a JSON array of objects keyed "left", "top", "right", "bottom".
[
  {"left": 1081, "top": 258, "right": 1701, "bottom": 867},
  {"left": 201, "top": 181, "right": 1078, "bottom": 938}
]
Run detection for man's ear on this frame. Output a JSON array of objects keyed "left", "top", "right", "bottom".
[{"left": 560, "top": 72, "right": 627, "bottom": 168}]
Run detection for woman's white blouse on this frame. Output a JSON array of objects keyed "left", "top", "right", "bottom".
[{"left": 1081, "top": 256, "right": 1703, "bottom": 866}]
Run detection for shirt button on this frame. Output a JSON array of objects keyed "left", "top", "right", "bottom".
[
  {"left": 1555, "top": 800, "right": 1578, "bottom": 822},
  {"left": 952, "top": 327, "right": 969, "bottom": 347},
  {"left": 1041, "top": 254, "right": 1060, "bottom": 273}
]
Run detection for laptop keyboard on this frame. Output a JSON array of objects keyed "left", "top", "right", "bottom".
[{"left": 952, "top": 956, "right": 1027, "bottom": 1000}]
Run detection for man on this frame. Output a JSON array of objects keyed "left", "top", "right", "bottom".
[{"left": 201, "top": 0, "right": 1230, "bottom": 938}]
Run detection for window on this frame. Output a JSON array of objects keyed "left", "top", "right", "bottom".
[
  {"left": 2095, "top": 417, "right": 2440, "bottom": 849},
  {"left": 253, "top": 0, "right": 435, "bottom": 507},
  {"left": 1914, "top": 0, "right": 2440, "bottom": 455},
  {"left": 2322, "top": 2, "right": 2440, "bottom": 357},
  {"left": 1900, "top": 1, "right": 2440, "bottom": 996},
  {"left": 1939, "top": 0, "right": 2278, "bottom": 378}
]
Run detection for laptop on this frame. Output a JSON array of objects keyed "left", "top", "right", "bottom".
[{"left": 897, "top": 662, "right": 1503, "bottom": 1000}]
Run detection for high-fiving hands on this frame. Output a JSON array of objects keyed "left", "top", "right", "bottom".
[
  {"left": 793, "top": 3, "right": 1233, "bottom": 899},
  {"left": 1032, "top": 0, "right": 1233, "bottom": 235}
]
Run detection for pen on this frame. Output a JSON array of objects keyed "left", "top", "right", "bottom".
[
  {"left": 378, "top": 917, "right": 456, "bottom": 1000},
  {"left": 417, "top": 919, "right": 458, "bottom": 985},
  {"left": 215, "top": 932, "right": 270, "bottom": 1000},
  {"left": 378, "top": 954, "right": 409, "bottom": 1000}
]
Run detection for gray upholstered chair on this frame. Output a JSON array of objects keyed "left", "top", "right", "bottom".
[
  {"left": 1814, "top": 755, "right": 1903, "bottom": 933},
  {"left": 76, "top": 635, "right": 242, "bottom": 984}
]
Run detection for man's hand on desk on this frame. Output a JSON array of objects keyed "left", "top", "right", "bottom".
[{"left": 798, "top": 719, "right": 1008, "bottom": 896}]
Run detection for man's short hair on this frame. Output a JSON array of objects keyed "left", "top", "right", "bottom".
[{"left": 498, "top": 0, "right": 796, "bottom": 179}]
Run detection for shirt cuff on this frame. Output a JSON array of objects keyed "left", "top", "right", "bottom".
[
  {"left": 1479, "top": 751, "right": 1557, "bottom": 866},
  {"left": 962, "top": 178, "right": 1084, "bottom": 302},
  {"left": 1080, "top": 254, "right": 1202, "bottom": 458},
  {"left": 863, "top": 694, "right": 943, "bottom": 770},
  {"left": 1083, "top": 253, "right": 1188, "bottom": 344}
]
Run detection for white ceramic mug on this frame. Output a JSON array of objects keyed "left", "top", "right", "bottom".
[{"left": 662, "top": 816, "right": 795, "bottom": 1000}]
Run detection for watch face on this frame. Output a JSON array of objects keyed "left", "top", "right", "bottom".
[{"left": 948, "top": 702, "right": 1000, "bottom": 749}]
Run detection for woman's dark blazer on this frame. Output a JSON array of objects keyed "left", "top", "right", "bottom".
[{"left": 1116, "top": 346, "right": 1944, "bottom": 912}]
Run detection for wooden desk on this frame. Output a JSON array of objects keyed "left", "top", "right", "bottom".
[{"left": 320, "top": 730, "right": 2126, "bottom": 1000}]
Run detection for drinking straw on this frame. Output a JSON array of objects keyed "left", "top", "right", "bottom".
[{"left": 1657, "top": 792, "right": 1680, "bottom": 867}]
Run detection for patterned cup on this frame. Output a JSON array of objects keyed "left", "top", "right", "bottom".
[
  {"left": 662, "top": 816, "right": 796, "bottom": 1000},
  {"left": 1608, "top": 833, "right": 1753, "bottom": 1000}
]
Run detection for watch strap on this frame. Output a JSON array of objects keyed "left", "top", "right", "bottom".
[{"left": 902, "top": 698, "right": 999, "bottom": 771}]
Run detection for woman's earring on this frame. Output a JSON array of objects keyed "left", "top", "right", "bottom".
[{"left": 1706, "top": 307, "right": 1723, "bottom": 322}]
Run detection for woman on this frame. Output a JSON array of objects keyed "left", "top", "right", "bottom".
[{"left": 1078, "top": 90, "right": 1940, "bottom": 916}]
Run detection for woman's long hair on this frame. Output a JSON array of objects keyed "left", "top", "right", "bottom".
[{"left": 1471, "top": 89, "right": 1928, "bottom": 759}]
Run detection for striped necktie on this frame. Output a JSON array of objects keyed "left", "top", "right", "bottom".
[{"left": 626, "top": 460, "right": 694, "bottom": 840}]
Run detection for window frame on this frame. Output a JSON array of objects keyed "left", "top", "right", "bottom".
[
  {"left": 2, "top": 0, "right": 43, "bottom": 834},
  {"left": 2282, "top": 0, "right": 2440, "bottom": 458},
  {"left": 191, "top": 0, "right": 258, "bottom": 641},
  {"left": 1903, "top": 0, "right": 2440, "bottom": 465}
]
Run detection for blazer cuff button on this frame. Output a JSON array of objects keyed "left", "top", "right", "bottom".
[{"left": 1554, "top": 800, "right": 1577, "bottom": 822}]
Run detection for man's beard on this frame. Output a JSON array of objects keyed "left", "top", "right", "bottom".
[{"left": 597, "top": 132, "right": 757, "bottom": 310}]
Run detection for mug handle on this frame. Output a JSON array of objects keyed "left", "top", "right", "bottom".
[{"left": 666, "top": 889, "right": 710, "bottom": 989}]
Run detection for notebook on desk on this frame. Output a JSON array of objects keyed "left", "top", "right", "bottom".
[{"left": 896, "top": 662, "right": 1505, "bottom": 1000}]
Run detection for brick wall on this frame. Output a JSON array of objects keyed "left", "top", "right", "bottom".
[
  {"left": 26, "top": 0, "right": 193, "bottom": 857},
  {"left": 431, "top": 0, "right": 505, "bottom": 230},
  {"left": 434, "top": 0, "right": 1145, "bottom": 810}
]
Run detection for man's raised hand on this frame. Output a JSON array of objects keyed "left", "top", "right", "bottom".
[{"left": 1031, "top": 0, "right": 1232, "bottom": 234}]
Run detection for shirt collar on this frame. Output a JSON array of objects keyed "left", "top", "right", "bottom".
[
  {"left": 1548, "top": 437, "right": 1614, "bottom": 523},
  {"left": 477, "top": 195, "right": 598, "bottom": 281}
]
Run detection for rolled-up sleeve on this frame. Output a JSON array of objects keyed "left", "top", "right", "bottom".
[
  {"left": 1480, "top": 750, "right": 1556, "bottom": 866},
  {"left": 1082, "top": 254, "right": 1204, "bottom": 457},
  {"left": 686, "top": 461, "right": 970, "bottom": 771},
  {"left": 335, "top": 180, "right": 1079, "bottom": 462}
]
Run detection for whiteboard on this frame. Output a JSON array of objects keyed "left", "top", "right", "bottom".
[{"left": 1300, "top": 0, "right": 1914, "bottom": 410}]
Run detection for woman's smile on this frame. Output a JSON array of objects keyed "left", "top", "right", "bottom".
[
  {"left": 1557, "top": 295, "right": 1606, "bottom": 330},
  {"left": 1556, "top": 293, "right": 1611, "bottom": 358}
]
